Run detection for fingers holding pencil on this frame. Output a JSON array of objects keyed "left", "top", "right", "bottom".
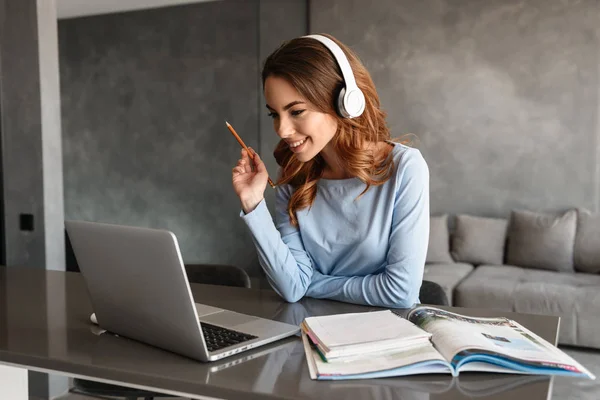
[
  {"left": 232, "top": 152, "right": 267, "bottom": 186},
  {"left": 238, "top": 147, "right": 268, "bottom": 179},
  {"left": 231, "top": 145, "right": 270, "bottom": 213},
  {"left": 226, "top": 121, "right": 275, "bottom": 188},
  {"left": 239, "top": 148, "right": 252, "bottom": 174},
  {"left": 251, "top": 151, "right": 275, "bottom": 187},
  {"left": 248, "top": 148, "right": 267, "bottom": 174}
]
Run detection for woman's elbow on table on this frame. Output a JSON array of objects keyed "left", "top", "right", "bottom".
[{"left": 281, "top": 286, "right": 307, "bottom": 303}]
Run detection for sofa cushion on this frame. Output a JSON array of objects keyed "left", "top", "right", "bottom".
[
  {"left": 423, "top": 263, "right": 474, "bottom": 306},
  {"left": 574, "top": 208, "right": 600, "bottom": 274},
  {"left": 455, "top": 265, "right": 600, "bottom": 348},
  {"left": 426, "top": 215, "right": 453, "bottom": 264},
  {"left": 505, "top": 209, "right": 576, "bottom": 273},
  {"left": 451, "top": 214, "right": 507, "bottom": 265}
]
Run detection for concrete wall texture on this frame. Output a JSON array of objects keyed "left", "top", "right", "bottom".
[{"left": 310, "top": 0, "right": 600, "bottom": 217}]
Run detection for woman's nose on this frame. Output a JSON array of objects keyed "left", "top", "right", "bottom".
[{"left": 276, "top": 117, "right": 294, "bottom": 139}]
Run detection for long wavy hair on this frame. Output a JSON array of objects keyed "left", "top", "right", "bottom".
[{"left": 262, "top": 34, "right": 409, "bottom": 226}]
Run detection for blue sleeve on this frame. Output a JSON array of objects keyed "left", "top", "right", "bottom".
[
  {"left": 240, "top": 184, "right": 313, "bottom": 302},
  {"left": 304, "top": 149, "right": 430, "bottom": 308}
]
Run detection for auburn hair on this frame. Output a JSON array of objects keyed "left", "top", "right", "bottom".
[{"left": 262, "top": 34, "right": 409, "bottom": 226}]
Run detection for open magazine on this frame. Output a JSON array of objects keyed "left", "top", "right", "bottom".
[{"left": 302, "top": 306, "right": 596, "bottom": 380}]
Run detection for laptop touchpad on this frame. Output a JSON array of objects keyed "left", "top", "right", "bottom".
[{"left": 200, "top": 311, "right": 260, "bottom": 328}]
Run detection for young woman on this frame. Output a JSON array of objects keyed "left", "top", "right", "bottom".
[{"left": 232, "top": 34, "right": 430, "bottom": 308}]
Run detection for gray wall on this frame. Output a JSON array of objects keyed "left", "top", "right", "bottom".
[
  {"left": 59, "top": 0, "right": 306, "bottom": 279},
  {"left": 311, "top": 0, "right": 600, "bottom": 217}
]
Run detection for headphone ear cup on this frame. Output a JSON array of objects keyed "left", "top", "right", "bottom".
[
  {"left": 343, "top": 88, "right": 366, "bottom": 118},
  {"left": 336, "top": 87, "right": 348, "bottom": 118}
]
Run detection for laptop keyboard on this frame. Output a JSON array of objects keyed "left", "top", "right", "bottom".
[{"left": 200, "top": 322, "right": 258, "bottom": 352}]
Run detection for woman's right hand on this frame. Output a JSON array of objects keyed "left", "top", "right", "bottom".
[{"left": 232, "top": 147, "right": 268, "bottom": 214}]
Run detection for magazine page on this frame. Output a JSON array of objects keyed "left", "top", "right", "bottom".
[
  {"left": 406, "top": 306, "right": 595, "bottom": 378},
  {"left": 407, "top": 307, "right": 520, "bottom": 362}
]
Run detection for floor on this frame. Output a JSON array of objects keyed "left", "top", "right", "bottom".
[{"left": 48, "top": 346, "right": 600, "bottom": 400}]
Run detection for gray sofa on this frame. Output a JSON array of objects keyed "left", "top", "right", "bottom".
[{"left": 423, "top": 208, "right": 600, "bottom": 349}]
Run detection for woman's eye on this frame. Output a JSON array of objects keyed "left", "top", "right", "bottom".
[
  {"left": 291, "top": 110, "right": 305, "bottom": 117},
  {"left": 267, "top": 112, "right": 278, "bottom": 119}
]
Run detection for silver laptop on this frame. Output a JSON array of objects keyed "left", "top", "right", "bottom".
[{"left": 65, "top": 220, "right": 300, "bottom": 362}]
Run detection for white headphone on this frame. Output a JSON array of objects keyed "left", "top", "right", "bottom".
[{"left": 303, "top": 34, "right": 366, "bottom": 119}]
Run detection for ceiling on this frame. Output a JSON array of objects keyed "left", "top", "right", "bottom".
[{"left": 56, "top": 0, "right": 219, "bottom": 19}]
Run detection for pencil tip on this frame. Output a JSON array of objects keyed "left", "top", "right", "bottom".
[{"left": 225, "top": 121, "right": 230, "bottom": 126}]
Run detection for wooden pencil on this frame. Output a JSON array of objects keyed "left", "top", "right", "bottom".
[{"left": 226, "top": 121, "right": 275, "bottom": 188}]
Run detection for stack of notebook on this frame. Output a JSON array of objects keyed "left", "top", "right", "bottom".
[{"left": 301, "top": 310, "right": 434, "bottom": 379}]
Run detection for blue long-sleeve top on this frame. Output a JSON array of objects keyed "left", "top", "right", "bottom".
[{"left": 241, "top": 142, "right": 430, "bottom": 308}]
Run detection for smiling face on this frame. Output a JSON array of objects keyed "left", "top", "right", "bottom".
[{"left": 264, "top": 76, "right": 338, "bottom": 163}]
